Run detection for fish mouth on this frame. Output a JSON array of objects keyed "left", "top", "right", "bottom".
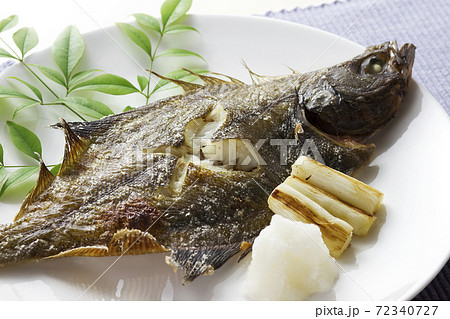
[
  {"left": 388, "top": 42, "right": 416, "bottom": 94},
  {"left": 398, "top": 43, "right": 415, "bottom": 90}
]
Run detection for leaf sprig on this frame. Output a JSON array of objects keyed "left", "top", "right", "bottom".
[
  {"left": 0, "top": 0, "right": 208, "bottom": 199},
  {"left": 0, "top": 123, "right": 43, "bottom": 198},
  {"left": 116, "top": 0, "right": 205, "bottom": 103},
  {"left": 0, "top": 19, "right": 114, "bottom": 121}
]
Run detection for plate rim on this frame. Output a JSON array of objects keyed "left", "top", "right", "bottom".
[{"left": 0, "top": 13, "right": 448, "bottom": 301}]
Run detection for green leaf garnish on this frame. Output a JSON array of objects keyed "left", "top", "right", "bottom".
[
  {"left": 52, "top": 26, "right": 85, "bottom": 82},
  {"left": 56, "top": 97, "right": 114, "bottom": 119},
  {"left": 137, "top": 75, "right": 149, "bottom": 92},
  {"left": 0, "top": 166, "right": 39, "bottom": 198},
  {"left": 32, "top": 64, "right": 67, "bottom": 87},
  {"left": 117, "top": 23, "right": 152, "bottom": 57},
  {"left": 70, "top": 74, "right": 139, "bottom": 95},
  {"left": 133, "top": 13, "right": 161, "bottom": 33},
  {"left": 69, "top": 69, "right": 102, "bottom": 87},
  {"left": 0, "top": 166, "right": 6, "bottom": 185},
  {"left": 0, "top": 5, "right": 206, "bottom": 204},
  {"left": 122, "top": 105, "right": 135, "bottom": 112},
  {"left": 6, "top": 121, "right": 42, "bottom": 161},
  {"left": 0, "top": 48, "right": 15, "bottom": 59},
  {"left": 0, "top": 15, "right": 18, "bottom": 33},
  {"left": 0, "top": 85, "right": 37, "bottom": 100},
  {"left": 13, "top": 27, "right": 38, "bottom": 59},
  {"left": 165, "top": 24, "right": 198, "bottom": 34},
  {"left": 12, "top": 101, "right": 40, "bottom": 119},
  {"left": 161, "top": 0, "right": 192, "bottom": 28},
  {"left": 9, "top": 77, "right": 43, "bottom": 102},
  {"left": 156, "top": 48, "right": 204, "bottom": 61},
  {"left": 50, "top": 163, "right": 61, "bottom": 176}
]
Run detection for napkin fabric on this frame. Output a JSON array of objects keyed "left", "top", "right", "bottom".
[
  {"left": 265, "top": 0, "right": 449, "bottom": 301},
  {"left": 0, "top": 60, "right": 14, "bottom": 73},
  {"left": 265, "top": 0, "right": 450, "bottom": 116}
]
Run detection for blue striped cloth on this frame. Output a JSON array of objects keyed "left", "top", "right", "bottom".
[
  {"left": 0, "top": 60, "right": 14, "bottom": 73},
  {"left": 265, "top": 0, "right": 449, "bottom": 301},
  {"left": 265, "top": 0, "right": 450, "bottom": 116}
]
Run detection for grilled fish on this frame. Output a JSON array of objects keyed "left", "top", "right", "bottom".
[{"left": 0, "top": 41, "right": 415, "bottom": 282}]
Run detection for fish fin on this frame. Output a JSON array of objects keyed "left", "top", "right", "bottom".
[
  {"left": 210, "top": 72, "right": 246, "bottom": 85},
  {"left": 45, "top": 246, "right": 110, "bottom": 258},
  {"left": 181, "top": 68, "right": 245, "bottom": 86},
  {"left": 107, "top": 229, "right": 169, "bottom": 255},
  {"left": 242, "top": 60, "right": 267, "bottom": 84},
  {"left": 242, "top": 61, "right": 285, "bottom": 84},
  {"left": 284, "top": 65, "right": 300, "bottom": 74},
  {"left": 181, "top": 68, "right": 225, "bottom": 86},
  {"left": 58, "top": 118, "right": 90, "bottom": 174},
  {"left": 51, "top": 116, "right": 118, "bottom": 139},
  {"left": 165, "top": 243, "right": 242, "bottom": 284},
  {"left": 45, "top": 229, "right": 167, "bottom": 259},
  {"left": 14, "top": 156, "right": 55, "bottom": 222},
  {"left": 151, "top": 70, "right": 203, "bottom": 92}
]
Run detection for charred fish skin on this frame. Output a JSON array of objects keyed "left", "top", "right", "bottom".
[{"left": 0, "top": 42, "right": 414, "bottom": 282}]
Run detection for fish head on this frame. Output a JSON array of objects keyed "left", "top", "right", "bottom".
[{"left": 303, "top": 41, "right": 415, "bottom": 139}]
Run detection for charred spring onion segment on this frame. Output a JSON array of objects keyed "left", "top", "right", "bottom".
[{"left": 268, "top": 156, "right": 384, "bottom": 257}]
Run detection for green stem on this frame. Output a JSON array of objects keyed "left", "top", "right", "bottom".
[
  {"left": 21, "top": 62, "right": 60, "bottom": 99},
  {"left": 0, "top": 37, "right": 20, "bottom": 59},
  {"left": 138, "top": 91, "right": 147, "bottom": 99},
  {"left": 1, "top": 38, "right": 60, "bottom": 99},
  {"left": 42, "top": 102, "right": 87, "bottom": 121},
  {"left": 145, "top": 33, "right": 164, "bottom": 104},
  {"left": 144, "top": 59, "right": 154, "bottom": 105}
]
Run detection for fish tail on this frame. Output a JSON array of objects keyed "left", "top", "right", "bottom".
[
  {"left": 0, "top": 218, "right": 58, "bottom": 265},
  {"left": 0, "top": 209, "right": 169, "bottom": 266}
]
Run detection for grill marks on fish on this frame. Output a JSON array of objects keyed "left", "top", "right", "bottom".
[{"left": 0, "top": 42, "right": 415, "bottom": 283}]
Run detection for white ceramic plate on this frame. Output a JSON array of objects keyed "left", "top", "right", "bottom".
[{"left": 0, "top": 15, "right": 449, "bottom": 301}]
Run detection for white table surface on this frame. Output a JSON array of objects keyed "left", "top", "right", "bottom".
[{"left": 0, "top": 0, "right": 335, "bottom": 50}]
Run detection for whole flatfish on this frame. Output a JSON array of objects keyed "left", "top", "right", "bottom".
[{"left": 0, "top": 41, "right": 415, "bottom": 282}]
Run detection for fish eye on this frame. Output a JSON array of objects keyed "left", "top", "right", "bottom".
[{"left": 363, "top": 57, "right": 385, "bottom": 75}]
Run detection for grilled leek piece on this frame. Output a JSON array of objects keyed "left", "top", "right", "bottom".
[
  {"left": 292, "top": 156, "right": 383, "bottom": 214},
  {"left": 268, "top": 183, "right": 353, "bottom": 258},
  {"left": 284, "top": 176, "right": 376, "bottom": 236},
  {"left": 268, "top": 156, "right": 384, "bottom": 257}
]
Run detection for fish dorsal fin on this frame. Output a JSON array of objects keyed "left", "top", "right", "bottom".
[
  {"left": 210, "top": 72, "right": 246, "bottom": 85},
  {"left": 14, "top": 157, "right": 56, "bottom": 222},
  {"left": 182, "top": 68, "right": 224, "bottom": 86},
  {"left": 284, "top": 65, "right": 300, "bottom": 74},
  {"left": 151, "top": 70, "right": 203, "bottom": 92},
  {"left": 241, "top": 61, "right": 268, "bottom": 84},
  {"left": 59, "top": 118, "right": 90, "bottom": 174},
  {"left": 181, "top": 68, "right": 244, "bottom": 86}
]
